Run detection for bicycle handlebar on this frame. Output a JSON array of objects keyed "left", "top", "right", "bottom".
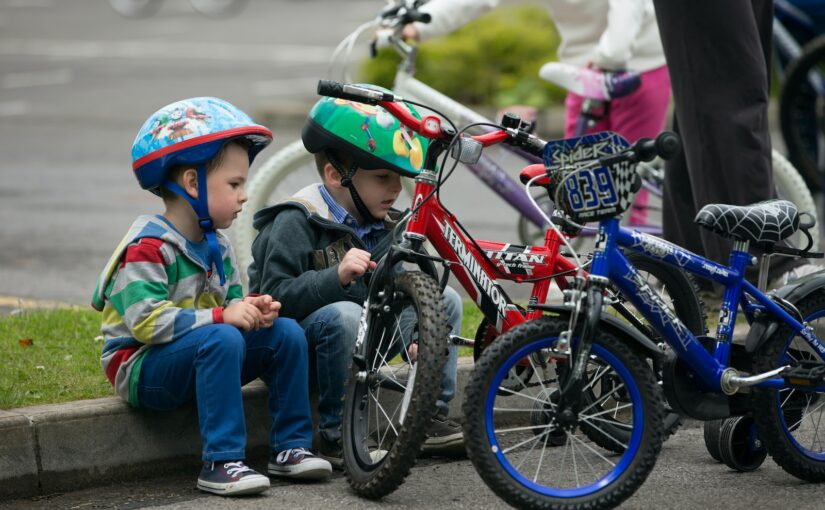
[
  {"left": 316, "top": 80, "right": 547, "bottom": 156},
  {"left": 599, "top": 131, "right": 682, "bottom": 167},
  {"left": 379, "top": 1, "right": 432, "bottom": 25},
  {"left": 317, "top": 80, "right": 397, "bottom": 103}
]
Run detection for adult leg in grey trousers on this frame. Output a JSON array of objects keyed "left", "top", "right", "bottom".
[{"left": 653, "top": 0, "right": 801, "bottom": 282}]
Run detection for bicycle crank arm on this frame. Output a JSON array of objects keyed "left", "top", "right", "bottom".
[{"left": 449, "top": 334, "right": 475, "bottom": 347}]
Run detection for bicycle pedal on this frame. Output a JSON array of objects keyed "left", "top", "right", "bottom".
[{"left": 783, "top": 361, "right": 825, "bottom": 386}]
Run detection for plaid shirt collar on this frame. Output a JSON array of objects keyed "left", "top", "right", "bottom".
[{"left": 318, "top": 184, "right": 386, "bottom": 241}]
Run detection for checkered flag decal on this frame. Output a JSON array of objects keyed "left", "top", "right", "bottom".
[{"left": 609, "top": 160, "right": 637, "bottom": 215}]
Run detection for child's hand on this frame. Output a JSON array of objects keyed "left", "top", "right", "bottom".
[
  {"left": 223, "top": 301, "right": 263, "bottom": 331},
  {"left": 338, "top": 248, "right": 377, "bottom": 286},
  {"left": 406, "top": 342, "right": 418, "bottom": 363},
  {"left": 243, "top": 294, "right": 281, "bottom": 328}
]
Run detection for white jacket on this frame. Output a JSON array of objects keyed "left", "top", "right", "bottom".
[{"left": 415, "top": 0, "right": 666, "bottom": 72}]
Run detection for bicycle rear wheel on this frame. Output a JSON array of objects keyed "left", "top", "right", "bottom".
[
  {"left": 751, "top": 291, "right": 825, "bottom": 482},
  {"left": 463, "top": 315, "right": 664, "bottom": 510},
  {"left": 342, "top": 271, "right": 449, "bottom": 498},
  {"left": 780, "top": 34, "right": 825, "bottom": 193}
]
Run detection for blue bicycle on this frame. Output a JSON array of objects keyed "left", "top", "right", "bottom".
[{"left": 463, "top": 132, "right": 825, "bottom": 509}]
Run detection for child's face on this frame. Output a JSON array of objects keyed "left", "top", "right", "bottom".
[
  {"left": 349, "top": 168, "right": 403, "bottom": 221},
  {"left": 206, "top": 143, "right": 249, "bottom": 230}
]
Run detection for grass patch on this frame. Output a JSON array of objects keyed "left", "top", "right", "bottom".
[
  {"left": 0, "top": 301, "right": 488, "bottom": 409},
  {"left": 0, "top": 307, "right": 110, "bottom": 410}
]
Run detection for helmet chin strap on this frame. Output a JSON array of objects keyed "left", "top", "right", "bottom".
[
  {"left": 162, "top": 163, "right": 227, "bottom": 286},
  {"left": 326, "top": 149, "right": 382, "bottom": 224}
]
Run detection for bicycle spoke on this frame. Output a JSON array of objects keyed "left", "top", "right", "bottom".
[
  {"left": 501, "top": 428, "right": 553, "bottom": 455},
  {"left": 533, "top": 426, "right": 553, "bottom": 484}
]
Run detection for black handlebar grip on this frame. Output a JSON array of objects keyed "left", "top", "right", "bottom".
[
  {"left": 654, "top": 131, "right": 681, "bottom": 160},
  {"left": 317, "top": 79, "right": 345, "bottom": 98},
  {"left": 316, "top": 80, "right": 395, "bottom": 104},
  {"left": 633, "top": 137, "right": 657, "bottom": 163},
  {"left": 405, "top": 11, "right": 432, "bottom": 23}
]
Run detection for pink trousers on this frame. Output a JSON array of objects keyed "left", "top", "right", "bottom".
[{"left": 564, "top": 65, "right": 671, "bottom": 225}]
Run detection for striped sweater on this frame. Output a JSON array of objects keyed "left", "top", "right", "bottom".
[{"left": 92, "top": 215, "right": 243, "bottom": 406}]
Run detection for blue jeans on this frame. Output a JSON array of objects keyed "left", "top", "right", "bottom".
[
  {"left": 137, "top": 320, "right": 312, "bottom": 462},
  {"left": 301, "top": 286, "right": 461, "bottom": 443}
]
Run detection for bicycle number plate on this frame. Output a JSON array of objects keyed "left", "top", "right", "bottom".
[{"left": 543, "top": 131, "right": 634, "bottom": 222}]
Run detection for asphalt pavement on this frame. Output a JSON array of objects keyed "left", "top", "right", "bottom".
[
  {"left": 4, "top": 426, "right": 825, "bottom": 510},
  {"left": 0, "top": 0, "right": 550, "bottom": 307}
]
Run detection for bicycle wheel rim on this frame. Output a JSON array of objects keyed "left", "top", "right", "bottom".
[
  {"left": 347, "top": 298, "right": 417, "bottom": 471},
  {"left": 483, "top": 337, "right": 646, "bottom": 498},
  {"left": 775, "top": 307, "right": 825, "bottom": 462}
]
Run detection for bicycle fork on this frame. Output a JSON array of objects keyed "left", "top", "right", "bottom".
[{"left": 556, "top": 275, "right": 608, "bottom": 414}]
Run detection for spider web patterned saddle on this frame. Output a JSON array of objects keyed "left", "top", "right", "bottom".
[{"left": 694, "top": 199, "right": 799, "bottom": 245}]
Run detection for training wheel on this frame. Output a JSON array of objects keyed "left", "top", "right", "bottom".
[
  {"left": 718, "top": 416, "right": 767, "bottom": 472},
  {"left": 702, "top": 418, "right": 726, "bottom": 462}
]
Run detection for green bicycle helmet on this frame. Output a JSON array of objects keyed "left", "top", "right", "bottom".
[
  {"left": 302, "top": 85, "right": 430, "bottom": 222},
  {"left": 302, "top": 87, "right": 430, "bottom": 177}
]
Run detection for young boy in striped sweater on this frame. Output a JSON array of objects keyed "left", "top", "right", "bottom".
[{"left": 92, "top": 97, "right": 331, "bottom": 496}]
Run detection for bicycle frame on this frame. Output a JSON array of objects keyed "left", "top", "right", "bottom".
[
  {"left": 595, "top": 217, "right": 825, "bottom": 393},
  {"left": 391, "top": 45, "right": 666, "bottom": 236},
  {"left": 401, "top": 164, "right": 577, "bottom": 333},
  {"left": 394, "top": 64, "right": 548, "bottom": 228}
]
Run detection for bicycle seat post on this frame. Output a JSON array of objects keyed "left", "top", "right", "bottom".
[{"left": 758, "top": 253, "right": 773, "bottom": 291}]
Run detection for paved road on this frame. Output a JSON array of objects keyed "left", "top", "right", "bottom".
[
  {"left": 3, "top": 426, "right": 824, "bottom": 510},
  {"left": 0, "top": 0, "right": 550, "bottom": 307}
]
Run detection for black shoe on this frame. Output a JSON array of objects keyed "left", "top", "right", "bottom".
[
  {"left": 422, "top": 413, "right": 464, "bottom": 453},
  {"left": 317, "top": 434, "right": 344, "bottom": 470}
]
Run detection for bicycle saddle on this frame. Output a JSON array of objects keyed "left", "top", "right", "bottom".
[{"left": 695, "top": 199, "right": 799, "bottom": 245}]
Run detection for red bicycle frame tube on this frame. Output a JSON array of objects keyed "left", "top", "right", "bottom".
[
  {"left": 381, "top": 101, "right": 509, "bottom": 147},
  {"left": 380, "top": 98, "right": 579, "bottom": 334},
  {"left": 406, "top": 175, "right": 578, "bottom": 334}
]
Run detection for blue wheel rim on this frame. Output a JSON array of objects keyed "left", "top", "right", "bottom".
[
  {"left": 779, "top": 307, "right": 825, "bottom": 461},
  {"left": 484, "top": 335, "right": 645, "bottom": 498}
]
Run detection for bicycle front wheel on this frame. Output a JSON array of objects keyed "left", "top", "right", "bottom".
[
  {"left": 342, "top": 271, "right": 449, "bottom": 498},
  {"left": 463, "top": 315, "right": 664, "bottom": 510},
  {"left": 780, "top": 34, "right": 825, "bottom": 193},
  {"left": 751, "top": 291, "right": 825, "bottom": 482}
]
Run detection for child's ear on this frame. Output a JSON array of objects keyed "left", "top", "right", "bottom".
[
  {"left": 181, "top": 168, "right": 199, "bottom": 199},
  {"left": 323, "top": 163, "right": 342, "bottom": 189}
]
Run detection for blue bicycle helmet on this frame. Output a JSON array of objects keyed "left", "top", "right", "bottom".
[{"left": 131, "top": 97, "right": 272, "bottom": 284}]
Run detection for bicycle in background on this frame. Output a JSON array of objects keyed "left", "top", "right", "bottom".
[
  {"left": 235, "top": 0, "right": 818, "bottom": 277},
  {"left": 778, "top": 0, "right": 825, "bottom": 192}
]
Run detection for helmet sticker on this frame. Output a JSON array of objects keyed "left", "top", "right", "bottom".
[
  {"left": 393, "top": 126, "right": 424, "bottom": 170},
  {"left": 150, "top": 105, "right": 212, "bottom": 142}
]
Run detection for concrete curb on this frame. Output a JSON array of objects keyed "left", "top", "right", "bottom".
[
  {"left": 0, "top": 359, "right": 471, "bottom": 499},
  {"left": 0, "top": 356, "right": 702, "bottom": 500}
]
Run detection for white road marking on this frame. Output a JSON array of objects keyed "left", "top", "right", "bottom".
[
  {"left": 0, "top": 100, "right": 29, "bottom": 116},
  {"left": 3, "top": 68, "right": 72, "bottom": 88},
  {"left": 0, "top": 295, "right": 76, "bottom": 309},
  {"left": 253, "top": 77, "right": 322, "bottom": 97},
  {"left": 0, "top": 38, "right": 333, "bottom": 64},
  {"left": 2, "top": 0, "right": 56, "bottom": 7}
]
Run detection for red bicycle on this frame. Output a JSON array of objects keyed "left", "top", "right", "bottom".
[{"left": 318, "top": 81, "right": 703, "bottom": 498}]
